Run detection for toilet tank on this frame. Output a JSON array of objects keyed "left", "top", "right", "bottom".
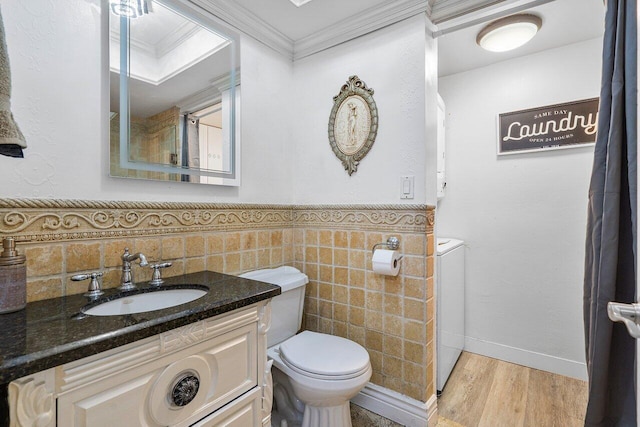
[{"left": 239, "top": 266, "right": 308, "bottom": 347}]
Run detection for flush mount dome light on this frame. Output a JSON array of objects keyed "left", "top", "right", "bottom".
[{"left": 476, "top": 14, "right": 542, "bottom": 52}]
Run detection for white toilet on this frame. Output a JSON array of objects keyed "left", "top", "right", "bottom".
[{"left": 240, "top": 266, "right": 371, "bottom": 427}]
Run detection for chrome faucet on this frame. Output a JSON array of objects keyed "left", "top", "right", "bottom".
[{"left": 120, "top": 248, "right": 148, "bottom": 291}]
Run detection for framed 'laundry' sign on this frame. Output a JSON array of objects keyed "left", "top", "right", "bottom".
[{"left": 497, "top": 98, "right": 599, "bottom": 155}]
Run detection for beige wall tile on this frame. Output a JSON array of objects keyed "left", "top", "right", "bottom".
[
  {"left": 334, "top": 267, "right": 348, "bottom": 285},
  {"left": 258, "top": 231, "right": 270, "bottom": 249},
  {"left": 206, "top": 233, "right": 224, "bottom": 255},
  {"left": 350, "top": 288, "right": 365, "bottom": 308},
  {"left": 403, "top": 255, "right": 426, "bottom": 278},
  {"left": 241, "top": 231, "right": 257, "bottom": 251},
  {"left": 162, "top": 236, "right": 184, "bottom": 260},
  {"left": 224, "top": 253, "right": 241, "bottom": 274},
  {"left": 206, "top": 254, "right": 224, "bottom": 272},
  {"left": 349, "top": 231, "right": 365, "bottom": 249},
  {"left": 334, "top": 230, "right": 348, "bottom": 248},
  {"left": 383, "top": 335, "right": 403, "bottom": 358},
  {"left": 383, "top": 355, "right": 403, "bottom": 379},
  {"left": 366, "top": 330, "right": 383, "bottom": 352},
  {"left": 349, "top": 250, "right": 365, "bottom": 269},
  {"left": 102, "top": 269, "right": 121, "bottom": 290},
  {"left": 305, "top": 246, "right": 318, "bottom": 263},
  {"left": 25, "top": 245, "right": 63, "bottom": 277},
  {"left": 319, "top": 247, "right": 333, "bottom": 265},
  {"left": 403, "top": 234, "right": 426, "bottom": 255},
  {"left": 405, "top": 320, "right": 426, "bottom": 343},
  {"left": 350, "top": 269, "right": 365, "bottom": 288},
  {"left": 305, "top": 230, "right": 318, "bottom": 245},
  {"left": 319, "top": 230, "right": 333, "bottom": 246},
  {"left": 271, "top": 230, "right": 283, "bottom": 247},
  {"left": 334, "top": 285, "right": 348, "bottom": 304},
  {"left": 384, "top": 314, "right": 403, "bottom": 337},
  {"left": 104, "top": 240, "right": 134, "bottom": 268},
  {"left": 404, "top": 341, "right": 425, "bottom": 365},
  {"left": 185, "top": 235, "right": 205, "bottom": 257},
  {"left": 319, "top": 283, "right": 333, "bottom": 301},
  {"left": 350, "top": 306, "right": 365, "bottom": 326},
  {"left": 186, "top": 257, "right": 205, "bottom": 274},
  {"left": 334, "top": 248, "right": 348, "bottom": 266},
  {"left": 335, "top": 303, "right": 348, "bottom": 323},
  {"left": 319, "top": 265, "right": 333, "bottom": 283},
  {"left": 366, "top": 310, "right": 383, "bottom": 331},
  {"left": 225, "top": 233, "right": 241, "bottom": 252},
  {"left": 258, "top": 249, "right": 270, "bottom": 268},
  {"left": 27, "top": 277, "right": 62, "bottom": 302},
  {"left": 66, "top": 242, "right": 101, "bottom": 273},
  {"left": 365, "top": 291, "right": 383, "bottom": 311},
  {"left": 134, "top": 238, "right": 161, "bottom": 261},
  {"left": 241, "top": 252, "right": 257, "bottom": 272}
]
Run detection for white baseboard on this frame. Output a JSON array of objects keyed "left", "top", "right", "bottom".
[
  {"left": 351, "top": 382, "right": 434, "bottom": 427},
  {"left": 464, "top": 336, "right": 588, "bottom": 381}
]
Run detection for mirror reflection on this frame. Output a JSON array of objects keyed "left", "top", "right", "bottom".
[{"left": 109, "top": 0, "right": 239, "bottom": 185}]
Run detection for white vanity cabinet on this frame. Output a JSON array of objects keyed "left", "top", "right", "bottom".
[{"left": 8, "top": 301, "right": 273, "bottom": 427}]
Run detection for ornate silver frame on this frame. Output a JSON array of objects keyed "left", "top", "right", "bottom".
[{"left": 328, "top": 76, "right": 378, "bottom": 175}]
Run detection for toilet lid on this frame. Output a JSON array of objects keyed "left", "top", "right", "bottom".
[{"left": 279, "top": 331, "right": 370, "bottom": 379}]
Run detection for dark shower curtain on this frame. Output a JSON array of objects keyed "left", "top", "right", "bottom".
[{"left": 583, "top": 0, "right": 637, "bottom": 425}]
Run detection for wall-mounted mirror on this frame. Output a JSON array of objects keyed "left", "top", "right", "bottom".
[{"left": 108, "top": 0, "right": 240, "bottom": 185}]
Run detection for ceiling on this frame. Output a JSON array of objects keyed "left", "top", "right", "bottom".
[{"left": 205, "top": 0, "right": 605, "bottom": 74}]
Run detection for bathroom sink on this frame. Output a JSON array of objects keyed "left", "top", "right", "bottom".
[{"left": 82, "top": 287, "right": 208, "bottom": 316}]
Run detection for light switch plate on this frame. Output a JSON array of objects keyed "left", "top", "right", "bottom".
[{"left": 400, "top": 175, "right": 414, "bottom": 199}]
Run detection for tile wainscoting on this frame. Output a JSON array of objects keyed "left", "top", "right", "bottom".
[{"left": 0, "top": 198, "right": 435, "bottom": 403}]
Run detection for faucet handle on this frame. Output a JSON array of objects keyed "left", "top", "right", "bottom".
[
  {"left": 71, "top": 272, "right": 104, "bottom": 298},
  {"left": 149, "top": 262, "right": 172, "bottom": 286}
]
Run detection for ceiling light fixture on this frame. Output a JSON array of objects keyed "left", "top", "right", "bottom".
[
  {"left": 110, "top": 0, "right": 151, "bottom": 19},
  {"left": 476, "top": 14, "right": 542, "bottom": 52},
  {"left": 288, "top": 0, "right": 314, "bottom": 7}
]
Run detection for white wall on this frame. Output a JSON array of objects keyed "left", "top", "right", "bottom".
[
  {"left": 437, "top": 38, "right": 603, "bottom": 379},
  {"left": 291, "top": 15, "right": 434, "bottom": 204},
  {"left": 0, "top": 0, "right": 293, "bottom": 203}
]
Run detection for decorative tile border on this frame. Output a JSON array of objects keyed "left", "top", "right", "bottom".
[
  {"left": 0, "top": 199, "right": 434, "bottom": 242},
  {"left": 293, "top": 204, "right": 433, "bottom": 233},
  {"left": 0, "top": 199, "right": 293, "bottom": 242}
]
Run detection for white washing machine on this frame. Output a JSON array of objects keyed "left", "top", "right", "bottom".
[{"left": 436, "top": 238, "right": 465, "bottom": 393}]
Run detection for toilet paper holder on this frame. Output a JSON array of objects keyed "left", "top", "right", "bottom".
[{"left": 371, "top": 236, "right": 401, "bottom": 255}]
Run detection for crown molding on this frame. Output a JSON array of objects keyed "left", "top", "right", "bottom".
[
  {"left": 430, "top": 0, "right": 504, "bottom": 24},
  {"left": 293, "top": 0, "right": 430, "bottom": 60},
  {"left": 187, "top": 0, "right": 429, "bottom": 61},
  {"left": 190, "top": 0, "right": 295, "bottom": 59}
]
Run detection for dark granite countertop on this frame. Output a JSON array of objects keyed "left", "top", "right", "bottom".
[{"left": 0, "top": 271, "right": 280, "bottom": 384}]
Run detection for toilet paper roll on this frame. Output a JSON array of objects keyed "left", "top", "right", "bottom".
[{"left": 372, "top": 249, "right": 401, "bottom": 276}]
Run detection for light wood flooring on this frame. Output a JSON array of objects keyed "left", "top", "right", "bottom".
[{"left": 437, "top": 352, "right": 588, "bottom": 427}]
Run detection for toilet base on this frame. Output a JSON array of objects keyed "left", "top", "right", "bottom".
[
  {"left": 302, "top": 401, "right": 352, "bottom": 427},
  {"left": 271, "top": 366, "right": 354, "bottom": 427}
]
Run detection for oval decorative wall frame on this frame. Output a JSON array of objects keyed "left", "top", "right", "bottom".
[{"left": 328, "top": 75, "right": 378, "bottom": 176}]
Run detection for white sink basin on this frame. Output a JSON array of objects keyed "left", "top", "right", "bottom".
[{"left": 83, "top": 288, "right": 208, "bottom": 316}]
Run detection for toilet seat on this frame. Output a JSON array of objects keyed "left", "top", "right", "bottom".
[{"left": 278, "top": 331, "right": 370, "bottom": 380}]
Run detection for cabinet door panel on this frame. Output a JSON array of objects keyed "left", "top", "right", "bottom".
[
  {"left": 59, "top": 372, "right": 155, "bottom": 427},
  {"left": 191, "top": 388, "right": 260, "bottom": 427}
]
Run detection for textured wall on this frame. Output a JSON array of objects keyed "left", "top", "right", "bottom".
[
  {"left": 290, "top": 15, "right": 431, "bottom": 204},
  {"left": 438, "top": 38, "right": 602, "bottom": 379},
  {"left": 0, "top": 0, "right": 294, "bottom": 203}
]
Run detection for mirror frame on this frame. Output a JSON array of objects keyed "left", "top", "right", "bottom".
[{"left": 107, "top": 0, "right": 241, "bottom": 186}]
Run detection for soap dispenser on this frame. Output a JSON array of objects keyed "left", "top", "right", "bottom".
[{"left": 0, "top": 237, "right": 27, "bottom": 313}]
